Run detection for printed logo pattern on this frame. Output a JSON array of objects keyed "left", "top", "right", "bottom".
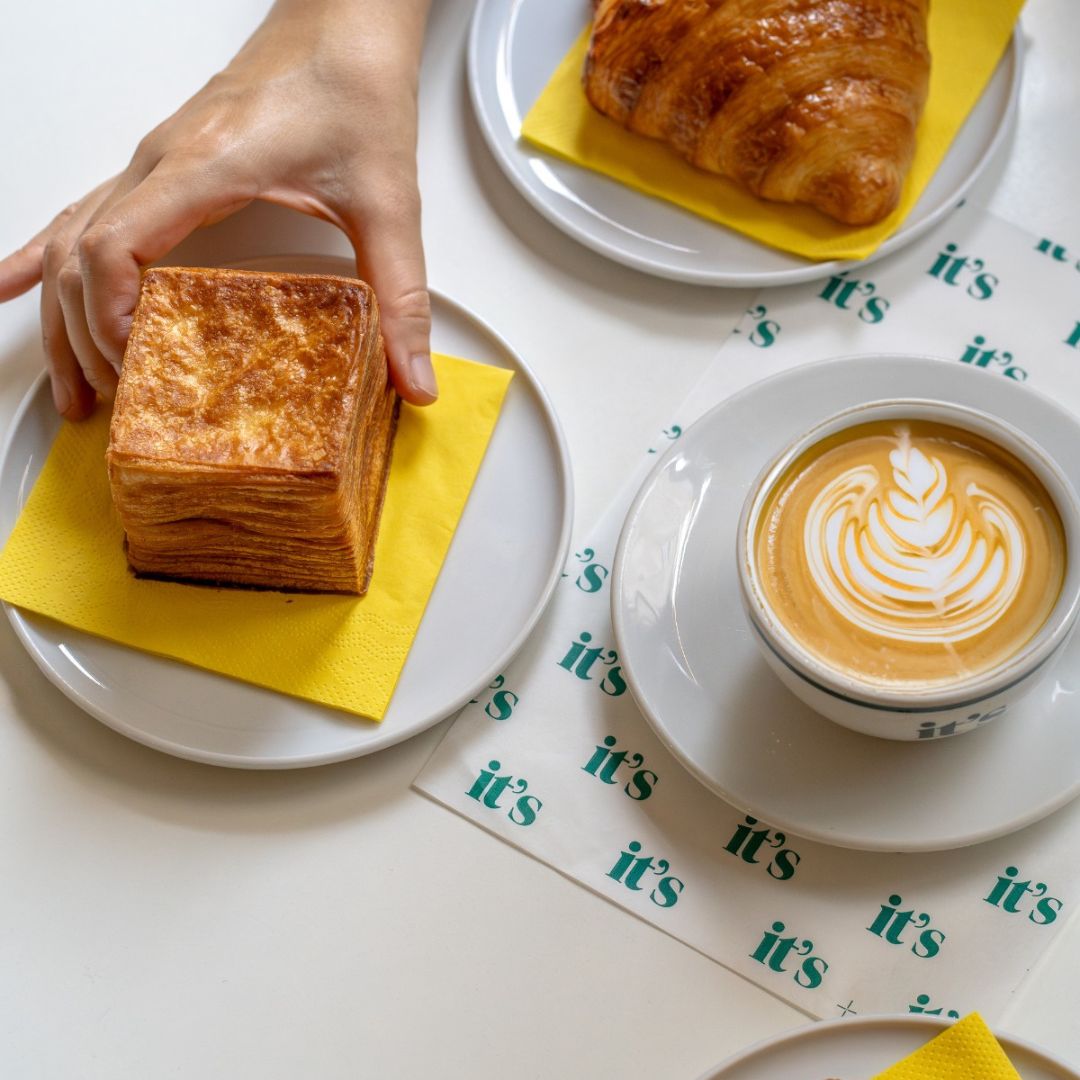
[{"left": 415, "top": 205, "right": 1080, "bottom": 1022}]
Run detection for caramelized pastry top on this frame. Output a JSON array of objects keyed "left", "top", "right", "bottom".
[{"left": 110, "top": 267, "right": 381, "bottom": 474}]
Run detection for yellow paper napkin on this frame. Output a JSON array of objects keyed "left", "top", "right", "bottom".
[
  {"left": 873, "top": 1014, "right": 1021, "bottom": 1080},
  {"left": 522, "top": 2, "right": 1023, "bottom": 262},
  {"left": 0, "top": 353, "right": 512, "bottom": 721}
]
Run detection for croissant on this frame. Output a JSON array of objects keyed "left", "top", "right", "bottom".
[{"left": 583, "top": 0, "right": 931, "bottom": 226}]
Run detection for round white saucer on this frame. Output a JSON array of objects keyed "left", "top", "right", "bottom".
[
  {"left": 612, "top": 356, "right": 1080, "bottom": 852},
  {"left": 698, "top": 1015, "right": 1080, "bottom": 1079},
  {"left": 0, "top": 257, "right": 573, "bottom": 768},
  {"left": 468, "top": 0, "right": 1022, "bottom": 287}
]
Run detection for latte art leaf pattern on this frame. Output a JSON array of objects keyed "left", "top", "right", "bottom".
[{"left": 804, "top": 429, "right": 1026, "bottom": 645}]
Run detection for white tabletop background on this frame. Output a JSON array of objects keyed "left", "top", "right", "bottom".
[{"left": 0, "top": 1, "right": 1077, "bottom": 1076}]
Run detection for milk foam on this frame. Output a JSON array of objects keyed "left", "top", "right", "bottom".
[{"left": 802, "top": 428, "right": 1026, "bottom": 645}]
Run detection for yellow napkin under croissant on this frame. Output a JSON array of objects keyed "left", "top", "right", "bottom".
[
  {"left": 873, "top": 1014, "right": 1022, "bottom": 1080},
  {"left": 522, "top": 1, "right": 1024, "bottom": 262},
  {"left": 0, "top": 353, "right": 512, "bottom": 721}
]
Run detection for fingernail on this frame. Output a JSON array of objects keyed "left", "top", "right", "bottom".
[
  {"left": 51, "top": 378, "right": 71, "bottom": 417},
  {"left": 410, "top": 353, "right": 439, "bottom": 402}
]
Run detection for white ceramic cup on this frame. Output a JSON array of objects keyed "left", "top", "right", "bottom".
[{"left": 736, "top": 398, "right": 1080, "bottom": 741}]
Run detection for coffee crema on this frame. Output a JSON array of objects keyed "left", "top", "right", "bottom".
[{"left": 754, "top": 420, "right": 1067, "bottom": 689}]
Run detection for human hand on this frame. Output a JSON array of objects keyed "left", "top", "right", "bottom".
[{"left": 0, "top": 0, "right": 435, "bottom": 420}]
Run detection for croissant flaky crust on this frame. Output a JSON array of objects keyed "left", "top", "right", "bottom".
[
  {"left": 584, "top": 0, "right": 931, "bottom": 226},
  {"left": 108, "top": 267, "right": 399, "bottom": 595}
]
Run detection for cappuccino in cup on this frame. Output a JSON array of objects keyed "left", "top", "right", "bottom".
[
  {"left": 737, "top": 399, "right": 1080, "bottom": 741},
  {"left": 754, "top": 419, "right": 1066, "bottom": 689}
]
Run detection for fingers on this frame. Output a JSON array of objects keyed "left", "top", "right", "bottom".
[
  {"left": 39, "top": 187, "right": 118, "bottom": 418},
  {"left": 4, "top": 178, "right": 120, "bottom": 417},
  {"left": 0, "top": 244, "right": 47, "bottom": 304},
  {"left": 76, "top": 159, "right": 251, "bottom": 369},
  {"left": 31, "top": 154, "right": 247, "bottom": 419},
  {"left": 40, "top": 255, "right": 97, "bottom": 419},
  {"left": 343, "top": 181, "right": 437, "bottom": 406},
  {"left": 0, "top": 175, "right": 123, "bottom": 306},
  {"left": 0, "top": 198, "right": 92, "bottom": 303},
  {"left": 57, "top": 255, "right": 119, "bottom": 405}
]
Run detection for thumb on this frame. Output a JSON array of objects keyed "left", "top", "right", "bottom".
[{"left": 345, "top": 185, "right": 437, "bottom": 406}]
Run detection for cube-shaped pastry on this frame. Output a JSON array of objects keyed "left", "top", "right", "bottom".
[{"left": 107, "top": 267, "right": 399, "bottom": 595}]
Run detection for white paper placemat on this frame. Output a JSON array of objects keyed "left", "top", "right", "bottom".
[{"left": 414, "top": 203, "right": 1080, "bottom": 1022}]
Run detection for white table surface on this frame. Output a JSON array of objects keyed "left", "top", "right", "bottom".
[{"left": 1, "top": 1, "right": 1077, "bottom": 1076}]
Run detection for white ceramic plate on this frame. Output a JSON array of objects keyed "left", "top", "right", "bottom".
[
  {"left": 468, "top": 0, "right": 1023, "bottom": 287},
  {"left": 0, "top": 255, "right": 572, "bottom": 768},
  {"left": 698, "top": 1015, "right": 1080, "bottom": 1079},
  {"left": 612, "top": 356, "right": 1080, "bottom": 852}
]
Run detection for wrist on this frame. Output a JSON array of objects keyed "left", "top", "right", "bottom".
[
  {"left": 229, "top": 0, "right": 430, "bottom": 88},
  {"left": 264, "top": 0, "right": 431, "bottom": 59}
]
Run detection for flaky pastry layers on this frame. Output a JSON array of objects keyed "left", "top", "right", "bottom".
[
  {"left": 107, "top": 267, "right": 399, "bottom": 594},
  {"left": 584, "top": 0, "right": 931, "bottom": 226}
]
